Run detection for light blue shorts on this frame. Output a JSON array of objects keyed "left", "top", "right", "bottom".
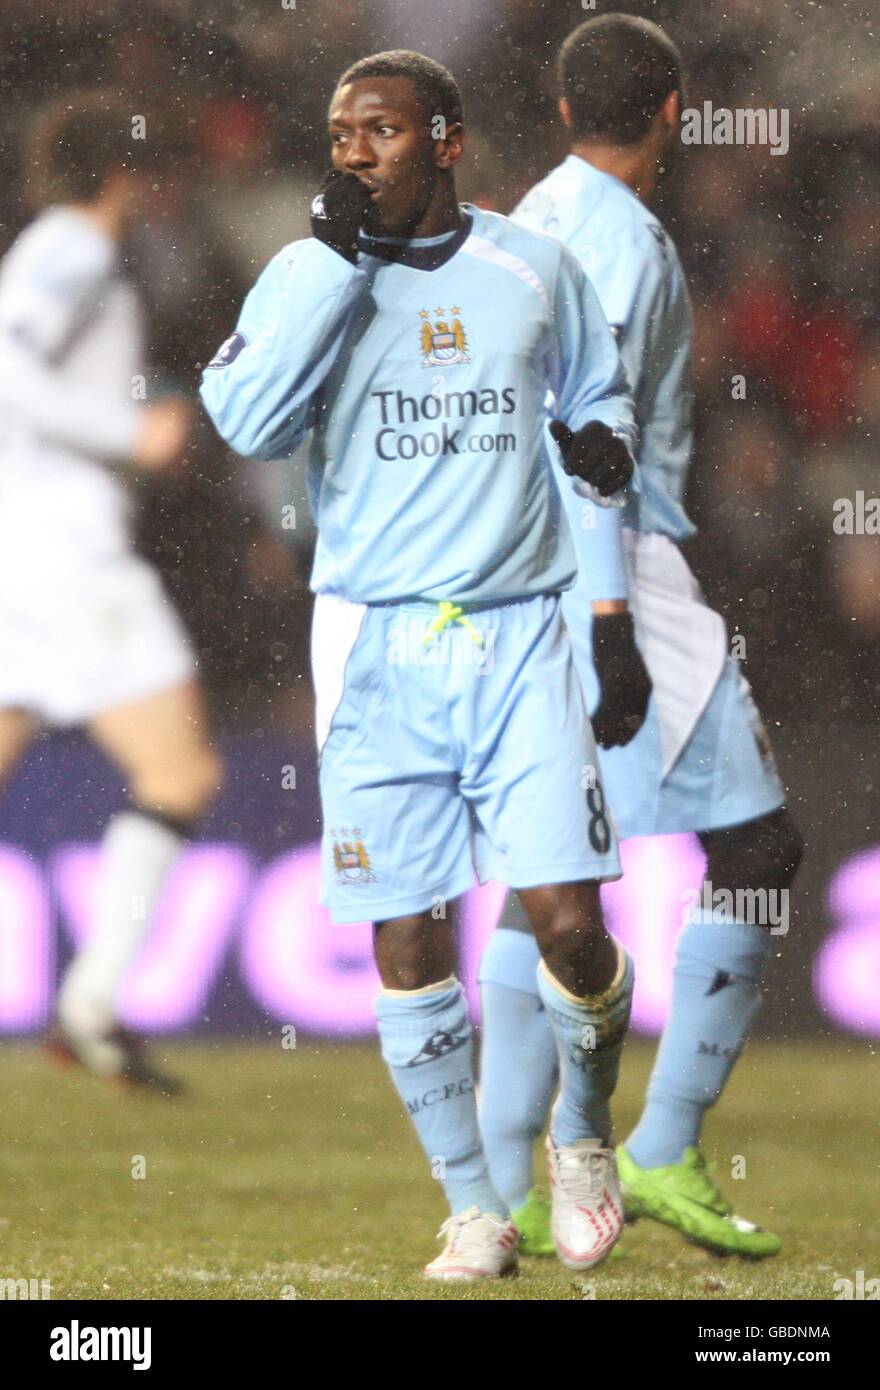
[
  {"left": 563, "top": 597, "right": 785, "bottom": 841},
  {"left": 312, "top": 591, "right": 621, "bottom": 923}
]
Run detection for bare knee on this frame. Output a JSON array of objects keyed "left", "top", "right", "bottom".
[
  {"left": 520, "top": 882, "right": 604, "bottom": 957},
  {"left": 520, "top": 881, "right": 616, "bottom": 997},
  {"left": 699, "top": 807, "right": 804, "bottom": 898},
  {"left": 373, "top": 913, "right": 455, "bottom": 991},
  {"left": 133, "top": 746, "right": 225, "bottom": 823}
]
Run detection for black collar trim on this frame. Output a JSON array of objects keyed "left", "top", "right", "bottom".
[{"left": 357, "top": 212, "right": 473, "bottom": 271}]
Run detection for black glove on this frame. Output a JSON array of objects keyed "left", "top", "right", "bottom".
[
  {"left": 549, "top": 418, "right": 633, "bottom": 498},
  {"left": 591, "top": 612, "right": 652, "bottom": 749},
  {"left": 309, "top": 169, "right": 372, "bottom": 265}
]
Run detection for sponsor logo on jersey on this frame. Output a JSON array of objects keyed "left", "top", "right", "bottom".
[
  {"left": 370, "top": 384, "right": 517, "bottom": 461},
  {"left": 419, "top": 306, "right": 469, "bottom": 366}
]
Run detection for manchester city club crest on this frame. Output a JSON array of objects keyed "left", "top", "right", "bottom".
[
  {"left": 419, "top": 306, "right": 469, "bottom": 366},
  {"left": 331, "top": 827, "right": 376, "bottom": 884}
]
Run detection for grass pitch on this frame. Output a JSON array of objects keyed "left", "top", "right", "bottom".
[{"left": 1, "top": 1038, "right": 877, "bottom": 1300}]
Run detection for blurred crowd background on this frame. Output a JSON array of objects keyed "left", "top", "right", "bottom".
[{"left": 0, "top": 0, "right": 877, "bottom": 745}]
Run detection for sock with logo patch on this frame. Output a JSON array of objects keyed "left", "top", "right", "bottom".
[
  {"left": 375, "top": 976, "right": 507, "bottom": 1217},
  {"left": 537, "top": 946, "right": 634, "bottom": 1149},
  {"left": 625, "top": 912, "right": 771, "bottom": 1169},
  {"left": 478, "top": 925, "right": 558, "bottom": 1209}
]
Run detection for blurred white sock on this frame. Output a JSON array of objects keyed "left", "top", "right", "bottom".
[{"left": 57, "top": 809, "right": 184, "bottom": 1037}]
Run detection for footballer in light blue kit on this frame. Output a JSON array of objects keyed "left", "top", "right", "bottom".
[
  {"left": 201, "top": 50, "right": 641, "bottom": 1280},
  {"left": 478, "top": 15, "right": 803, "bottom": 1260}
]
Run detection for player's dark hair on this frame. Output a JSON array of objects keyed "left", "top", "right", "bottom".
[
  {"left": 26, "top": 91, "right": 171, "bottom": 208},
  {"left": 558, "top": 14, "right": 685, "bottom": 145},
  {"left": 336, "top": 50, "right": 464, "bottom": 128}
]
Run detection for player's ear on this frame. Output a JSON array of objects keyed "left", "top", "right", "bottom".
[
  {"left": 659, "top": 88, "right": 680, "bottom": 133},
  {"left": 433, "top": 121, "right": 464, "bottom": 169},
  {"left": 559, "top": 97, "right": 573, "bottom": 130}
]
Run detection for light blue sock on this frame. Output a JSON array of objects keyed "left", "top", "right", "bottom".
[
  {"left": 625, "top": 912, "right": 771, "bottom": 1169},
  {"left": 537, "top": 948, "right": 634, "bottom": 1148},
  {"left": 375, "top": 977, "right": 507, "bottom": 1217},
  {"left": 478, "top": 927, "right": 558, "bottom": 1210}
]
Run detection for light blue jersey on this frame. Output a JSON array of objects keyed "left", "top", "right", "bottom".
[
  {"left": 510, "top": 155, "right": 783, "bottom": 837},
  {"left": 200, "top": 204, "right": 635, "bottom": 607},
  {"left": 201, "top": 203, "right": 632, "bottom": 921},
  {"left": 512, "top": 155, "right": 694, "bottom": 552}
]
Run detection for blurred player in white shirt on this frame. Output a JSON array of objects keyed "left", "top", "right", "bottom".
[{"left": 0, "top": 94, "right": 223, "bottom": 1092}]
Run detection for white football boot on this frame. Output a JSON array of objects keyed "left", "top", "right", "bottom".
[
  {"left": 423, "top": 1206, "right": 519, "bottom": 1282},
  {"left": 546, "top": 1137, "right": 624, "bottom": 1269}
]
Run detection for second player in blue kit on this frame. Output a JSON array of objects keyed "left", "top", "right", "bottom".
[{"left": 477, "top": 14, "right": 804, "bottom": 1261}]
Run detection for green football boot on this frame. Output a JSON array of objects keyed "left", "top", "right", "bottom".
[
  {"left": 512, "top": 1185, "right": 627, "bottom": 1261},
  {"left": 511, "top": 1187, "right": 556, "bottom": 1257},
  {"left": 617, "top": 1145, "right": 781, "bottom": 1259}
]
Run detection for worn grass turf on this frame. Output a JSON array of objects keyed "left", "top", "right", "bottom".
[{"left": 1, "top": 1039, "right": 877, "bottom": 1300}]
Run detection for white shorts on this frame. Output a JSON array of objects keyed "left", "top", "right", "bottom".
[
  {"left": 562, "top": 530, "right": 785, "bottom": 837},
  {"left": 0, "top": 550, "right": 196, "bottom": 726}
]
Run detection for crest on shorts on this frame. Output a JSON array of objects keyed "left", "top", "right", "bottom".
[
  {"left": 419, "top": 306, "right": 469, "bottom": 366},
  {"left": 332, "top": 827, "right": 376, "bottom": 884}
]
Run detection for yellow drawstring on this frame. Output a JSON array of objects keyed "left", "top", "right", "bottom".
[{"left": 422, "top": 599, "right": 484, "bottom": 646}]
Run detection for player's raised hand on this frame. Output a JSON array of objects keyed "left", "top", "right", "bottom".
[
  {"left": 132, "top": 397, "right": 193, "bottom": 473},
  {"left": 550, "top": 418, "right": 633, "bottom": 498},
  {"left": 591, "top": 612, "right": 652, "bottom": 749},
  {"left": 309, "top": 169, "right": 373, "bottom": 265}
]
